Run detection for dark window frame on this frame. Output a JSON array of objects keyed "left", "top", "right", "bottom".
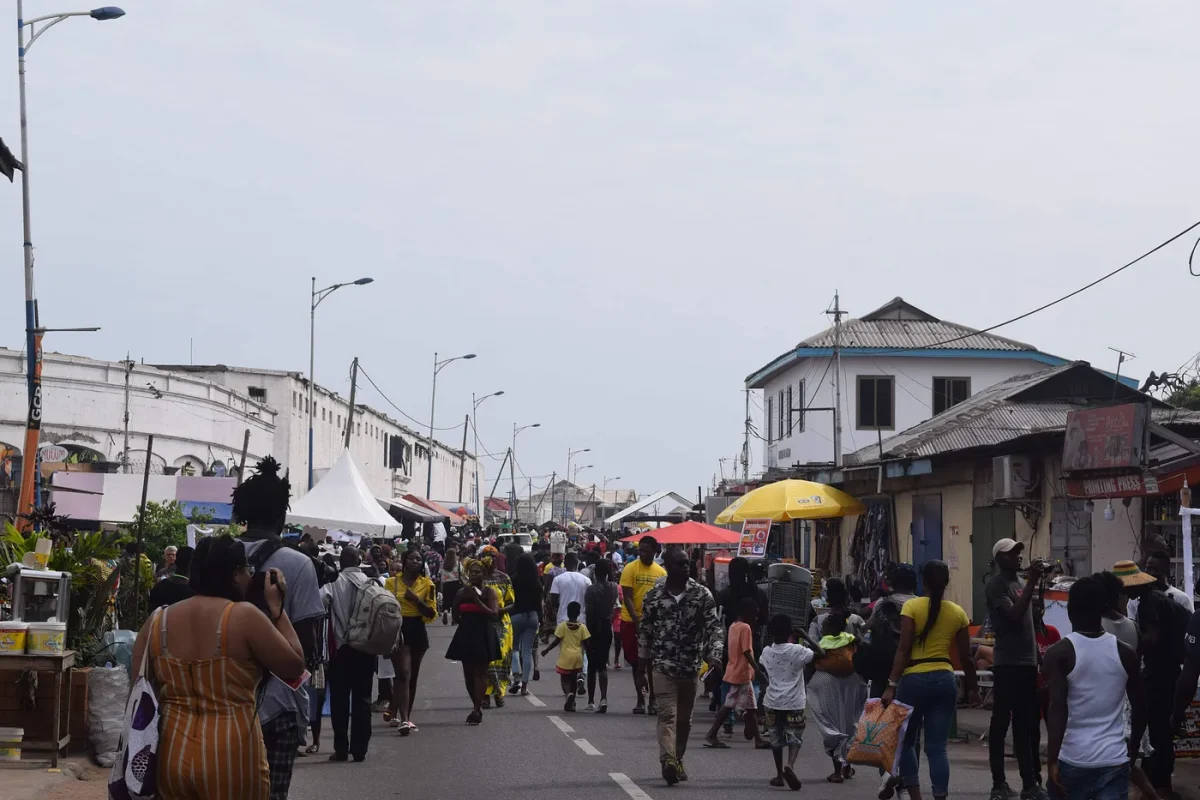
[
  {"left": 766, "top": 395, "right": 774, "bottom": 442},
  {"left": 932, "top": 377, "right": 971, "bottom": 415},
  {"left": 856, "top": 375, "right": 895, "bottom": 431}
]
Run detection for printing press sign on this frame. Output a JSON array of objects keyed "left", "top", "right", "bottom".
[
  {"left": 1062, "top": 403, "right": 1146, "bottom": 472},
  {"left": 738, "top": 518, "right": 771, "bottom": 558}
]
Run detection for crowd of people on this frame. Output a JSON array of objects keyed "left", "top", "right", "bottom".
[{"left": 130, "top": 465, "right": 1200, "bottom": 800}]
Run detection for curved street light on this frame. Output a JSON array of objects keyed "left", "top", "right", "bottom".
[
  {"left": 468, "top": 390, "right": 504, "bottom": 506},
  {"left": 427, "top": 352, "right": 476, "bottom": 497},
  {"left": 307, "top": 276, "right": 374, "bottom": 489}
]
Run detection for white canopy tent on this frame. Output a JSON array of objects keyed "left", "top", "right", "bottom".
[
  {"left": 287, "top": 450, "right": 402, "bottom": 538},
  {"left": 604, "top": 490, "right": 694, "bottom": 527}
]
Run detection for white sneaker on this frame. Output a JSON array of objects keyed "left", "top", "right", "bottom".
[{"left": 585, "top": 703, "right": 596, "bottom": 712}]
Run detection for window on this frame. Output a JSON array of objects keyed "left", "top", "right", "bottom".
[
  {"left": 357, "top": 423, "right": 361, "bottom": 435},
  {"left": 777, "top": 390, "right": 785, "bottom": 442},
  {"left": 933, "top": 377, "right": 970, "bottom": 415},
  {"left": 857, "top": 376, "right": 895, "bottom": 430},
  {"left": 796, "top": 379, "right": 806, "bottom": 433},
  {"left": 786, "top": 384, "right": 793, "bottom": 437},
  {"left": 292, "top": 391, "right": 297, "bottom": 408},
  {"left": 321, "top": 407, "right": 326, "bottom": 422},
  {"left": 337, "top": 414, "right": 342, "bottom": 427},
  {"left": 766, "top": 395, "right": 774, "bottom": 442},
  {"left": 248, "top": 386, "right": 266, "bottom": 402}
]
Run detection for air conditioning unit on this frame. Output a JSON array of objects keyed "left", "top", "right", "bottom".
[{"left": 993, "top": 455, "right": 1030, "bottom": 501}]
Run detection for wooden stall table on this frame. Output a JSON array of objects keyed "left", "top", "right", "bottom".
[{"left": 0, "top": 650, "right": 75, "bottom": 769}]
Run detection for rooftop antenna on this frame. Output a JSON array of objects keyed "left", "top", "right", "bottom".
[{"left": 1108, "top": 346, "right": 1136, "bottom": 400}]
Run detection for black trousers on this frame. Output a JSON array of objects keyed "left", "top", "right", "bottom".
[
  {"left": 989, "top": 665, "right": 1040, "bottom": 790},
  {"left": 1144, "top": 665, "right": 1180, "bottom": 789},
  {"left": 328, "top": 645, "right": 376, "bottom": 759}
]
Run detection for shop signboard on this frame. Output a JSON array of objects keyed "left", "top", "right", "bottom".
[
  {"left": 1066, "top": 472, "right": 1159, "bottom": 499},
  {"left": 737, "top": 518, "right": 771, "bottom": 558},
  {"left": 1062, "top": 403, "right": 1147, "bottom": 472}
]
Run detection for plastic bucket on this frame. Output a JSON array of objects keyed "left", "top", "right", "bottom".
[
  {"left": 0, "top": 622, "right": 28, "bottom": 655},
  {"left": 26, "top": 622, "right": 66, "bottom": 655},
  {"left": 0, "top": 727, "right": 22, "bottom": 761}
]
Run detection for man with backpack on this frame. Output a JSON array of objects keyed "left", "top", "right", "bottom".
[
  {"left": 321, "top": 546, "right": 402, "bottom": 762},
  {"left": 857, "top": 563, "right": 918, "bottom": 698}
]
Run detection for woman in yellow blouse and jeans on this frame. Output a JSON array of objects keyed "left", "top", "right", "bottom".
[
  {"left": 386, "top": 548, "right": 438, "bottom": 735},
  {"left": 881, "top": 560, "right": 980, "bottom": 800}
]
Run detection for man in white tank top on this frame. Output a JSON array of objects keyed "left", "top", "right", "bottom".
[{"left": 1044, "top": 575, "right": 1148, "bottom": 800}]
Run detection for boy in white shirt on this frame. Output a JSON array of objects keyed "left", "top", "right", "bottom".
[{"left": 759, "top": 613, "right": 822, "bottom": 790}]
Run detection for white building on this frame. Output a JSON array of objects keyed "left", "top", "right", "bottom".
[
  {"left": 746, "top": 298, "right": 1125, "bottom": 471},
  {"left": 157, "top": 364, "right": 481, "bottom": 505}
]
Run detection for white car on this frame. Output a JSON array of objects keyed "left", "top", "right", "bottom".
[{"left": 495, "top": 533, "right": 534, "bottom": 553}]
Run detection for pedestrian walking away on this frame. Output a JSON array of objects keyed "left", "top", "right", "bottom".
[
  {"left": 509, "top": 552, "right": 543, "bottom": 696},
  {"left": 321, "top": 547, "right": 381, "bottom": 763},
  {"left": 759, "top": 612, "right": 819, "bottom": 790},
  {"left": 620, "top": 535, "right": 666, "bottom": 714}
]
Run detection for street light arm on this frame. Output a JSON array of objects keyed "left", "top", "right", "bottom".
[
  {"left": 312, "top": 282, "right": 347, "bottom": 309},
  {"left": 24, "top": 14, "right": 77, "bottom": 51}
]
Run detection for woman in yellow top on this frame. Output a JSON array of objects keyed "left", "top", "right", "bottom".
[
  {"left": 385, "top": 548, "right": 437, "bottom": 735},
  {"left": 881, "top": 560, "right": 979, "bottom": 800}
]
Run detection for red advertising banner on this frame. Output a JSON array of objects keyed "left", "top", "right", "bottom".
[
  {"left": 737, "top": 518, "right": 771, "bottom": 558},
  {"left": 1062, "top": 403, "right": 1147, "bottom": 472}
]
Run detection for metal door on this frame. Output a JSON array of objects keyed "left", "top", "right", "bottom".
[
  {"left": 1051, "top": 500, "right": 1092, "bottom": 577},
  {"left": 911, "top": 494, "right": 943, "bottom": 576},
  {"left": 972, "top": 507, "right": 1016, "bottom": 623}
]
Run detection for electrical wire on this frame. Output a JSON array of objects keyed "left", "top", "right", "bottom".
[{"left": 357, "top": 363, "right": 464, "bottom": 432}]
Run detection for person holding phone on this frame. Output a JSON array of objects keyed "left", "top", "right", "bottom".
[{"left": 131, "top": 534, "right": 304, "bottom": 800}]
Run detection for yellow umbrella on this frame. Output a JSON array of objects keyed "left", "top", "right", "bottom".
[{"left": 714, "top": 479, "right": 866, "bottom": 524}]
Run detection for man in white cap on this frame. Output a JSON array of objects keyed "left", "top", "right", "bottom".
[{"left": 984, "top": 538, "right": 1047, "bottom": 800}]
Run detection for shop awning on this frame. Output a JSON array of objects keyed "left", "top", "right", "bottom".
[
  {"left": 403, "top": 494, "right": 466, "bottom": 526},
  {"left": 620, "top": 521, "right": 739, "bottom": 546},
  {"left": 377, "top": 496, "right": 444, "bottom": 523}
]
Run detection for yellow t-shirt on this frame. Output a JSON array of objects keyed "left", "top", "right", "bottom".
[
  {"left": 555, "top": 621, "right": 590, "bottom": 671},
  {"left": 386, "top": 575, "right": 438, "bottom": 621},
  {"left": 901, "top": 597, "right": 969, "bottom": 675},
  {"left": 619, "top": 560, "right": 666, "bottom": 623}
]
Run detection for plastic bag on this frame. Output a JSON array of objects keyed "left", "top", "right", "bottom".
[
  {"left": 847, "top": 698, "right": 913, "bottom": 776},
  {"left": 92, "top": 630, "right": 136, "bottom": 676},
  {"left": 87, "top": 666, "right": 129, "bottom": 768}
]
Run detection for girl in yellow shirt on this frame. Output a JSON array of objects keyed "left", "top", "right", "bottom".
[{"left": 385, "top": 548, "right": 437, "bottom": 734}]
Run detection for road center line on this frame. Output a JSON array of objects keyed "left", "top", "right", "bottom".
[
  {"left": 610, "top": 773, "right": 654, "bottom": 800},
  {"left": 547, "top": 715, "right": 575, "bottom": 734},
  {"left": 573, "top": 738, "right": 602, "bottom": 756},
  {"left": 526, "top": 692, "right": 547, "bottom": 707}
]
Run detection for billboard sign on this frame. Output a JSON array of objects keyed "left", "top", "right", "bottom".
[
  {"left": 737, "top": 518, "right": 771, "bottom": 558},
  {"left": 1062, "top": 403, "right": 1147, "bottom": 472}
]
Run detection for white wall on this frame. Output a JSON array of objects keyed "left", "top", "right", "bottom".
[
  {"left": 174, "top": 367, "right": 483, "bottom": 504},
  {"left": 0, "top": 348, "right": 275, "bottom": 473},
  {"left": 761, "top": 355, "right": 1053, "bottom": 468}
]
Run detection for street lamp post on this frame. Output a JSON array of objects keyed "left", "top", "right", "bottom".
[
  {"left": 14, "top": 5, "right": 124, "bottom": 518},
  {"left": 471, "top": 390, "right": 504, "bottom": 513},
  {"left": 565, "top": 447, "right": 590, "bottom": 524},
  {"left": 426, "top": 352, "right": 476, "bottom": 498},
  {"left": 512, "top": 422, "right": 540, "bottom": 521},
  {"left": 601, "top": 475, "right": 622, "bottom": 528},
  {"left": 308, "top": 276, "right": 373, "bottom": 489}
]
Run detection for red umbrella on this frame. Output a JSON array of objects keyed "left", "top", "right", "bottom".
[{"left": 620, "top": 520, "right": 740, "bottom": 546}]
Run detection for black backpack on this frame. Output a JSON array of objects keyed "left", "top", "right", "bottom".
[{"left": 853, "top": 598, "right": 902, "bottom": 683}]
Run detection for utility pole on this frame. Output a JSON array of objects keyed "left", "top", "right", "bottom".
[
  {"left": 343, "top": 357, "right": 359, "bottom": 449},
  {"left": 509, "top": 449, "right": 516, "bottom": 527},
  {"left": 121, "top": 355, "right": 132, "bottom": 473},
  {"left": 742, "top": 387, "right": 750, "bottom": 481},
  {"left": 827, "top": 291, "right": 847, "bottom": 467},
  {"left": 458, "top": 414, "right": 469, "bottom": 503}
]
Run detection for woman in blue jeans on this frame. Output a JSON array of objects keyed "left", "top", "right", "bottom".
[
  {"left": 882, "top": 560, "right": 980, "bottom": 800},
  {"left": 508, "top": 553, "right": 543, "bottom": 695}
]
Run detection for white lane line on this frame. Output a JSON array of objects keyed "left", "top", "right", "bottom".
[
  {"left": 610, "top": 773, "right": 654, "bottom": 800},
  {"left": 526, "top": 692, "right": 547, "bottom": 707},
  {"left": 547, "top": 714, "right": 575, "bottom": 734},
  {"left": 574, "top": 738, "right": 603, "bottom": 755}
]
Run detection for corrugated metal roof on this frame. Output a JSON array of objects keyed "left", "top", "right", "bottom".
[{"left": 799, "top": 319, "right": 1035, "bottom": 351}]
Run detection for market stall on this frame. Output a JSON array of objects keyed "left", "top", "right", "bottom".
[{"left": 287, "top": 451, "right": 401, "bottom": 538}]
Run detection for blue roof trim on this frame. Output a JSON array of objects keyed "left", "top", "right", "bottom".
[{"left": 746, "top": 347, "right": 1137, "bottom": 388}]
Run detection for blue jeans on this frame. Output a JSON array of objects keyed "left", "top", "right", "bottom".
[
  {"left": 896, "top": 670, "right": 957, "bottom": 795},
  {"left": 1050, "top": 761, "right": 1128, "bottom": 800},
  {"left": 510, "top": 611, "right": 539, "bottom": 683}
]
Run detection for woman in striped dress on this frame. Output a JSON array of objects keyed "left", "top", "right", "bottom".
[{"left": 130, "top": 535, "right": 306, "bottom": 799}]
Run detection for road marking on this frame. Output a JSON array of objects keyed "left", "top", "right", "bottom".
[
  {"left": 610, "top": 773, "right": 653, "bottom": 800},
  {"left": 526, "top": 692, "right": 546, "bottom": 707},
  {"left": 547, "top": 714, "right": 575, "bottom": 734},
  {"left": 574, "top": 738, "right": 603, "bottom": 755}
]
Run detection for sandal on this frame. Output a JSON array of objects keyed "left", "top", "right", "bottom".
[
  {"left": 703, "top": 738, "right": 730, "bottom": 749},
  {"left": 305, "top": 743, "right": 320, "bottom": 756},
  {"left": 494, "top": 695, "right": 506, "bottom": 708},
  {"left": 466, "top": 710, "right": 483, "bottom": 725},
  {"left": 770, "top": 777, "right": 786, "bottom": 788},
  {"left": 783, "top": 766, "right": 802, "bottom": 790}
]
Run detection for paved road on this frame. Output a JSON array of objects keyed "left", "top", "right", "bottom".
[{"left": 290, "top": 625, "right": 1008, "bottom": 800}]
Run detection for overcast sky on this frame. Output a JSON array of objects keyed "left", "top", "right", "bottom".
[{"left": 5, "top": 2, "right": 1199, "bottom": 498}]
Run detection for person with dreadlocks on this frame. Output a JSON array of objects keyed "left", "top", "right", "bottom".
[
  {"left": 234, "top": 457, "right": 325, "bottom": 800},
  {"left": 479, "top": 546, "right": 516, "bottom": 706}
]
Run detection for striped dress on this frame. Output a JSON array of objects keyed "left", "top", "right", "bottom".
[{"left": 152, "top": 603, "right": 270, "bottom": 799}]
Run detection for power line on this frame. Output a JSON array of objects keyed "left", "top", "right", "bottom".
[
  {"left": 357, "top": 363, "right": 464, "bottom": 432},
  {"left": 916, "top": 219, "right": 1200, "bottom": 348}
]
